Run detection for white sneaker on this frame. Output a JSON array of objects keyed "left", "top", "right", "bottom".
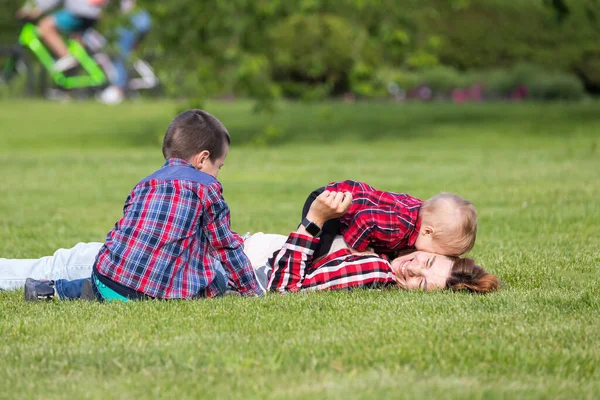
[
  {"left": 52, "top": 55, "right": 78, "bottom": 72},
  {"left": 98, "top": 86, "right": 125, "bottom": 105}
]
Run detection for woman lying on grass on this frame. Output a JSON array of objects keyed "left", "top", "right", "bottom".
[
  {"left": 1, "top": 191, "right": 498, "bottom": 300},
  {"left": 255, "top": 190, "right": 497, "bottom": 295}
]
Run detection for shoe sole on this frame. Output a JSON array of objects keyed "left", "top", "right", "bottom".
[
  {"left": 80, "top": 279, "right": 97, "bottom": 301},
  {"left": 24, "top": 278, "right": 37, "bottom": 301}
]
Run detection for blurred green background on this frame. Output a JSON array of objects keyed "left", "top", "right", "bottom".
[{"left": 2, "top": 0, "right": 599, "bottom": 105}]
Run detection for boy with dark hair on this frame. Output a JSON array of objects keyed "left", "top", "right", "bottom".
[{"left": 26, "top": 109, "right": 262, "bottom": 301}]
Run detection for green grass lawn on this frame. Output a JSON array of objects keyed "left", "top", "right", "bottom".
[{"left": 0, "top": 100, "right": 599, "bottom": 399}]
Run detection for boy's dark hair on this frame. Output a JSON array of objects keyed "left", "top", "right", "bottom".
[{"left": 162, "top": 109, "right": 231, "bottom": 162}]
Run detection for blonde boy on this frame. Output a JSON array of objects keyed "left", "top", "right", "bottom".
[{"left": 300, "top": 180, "right": 477, "bottom": 258}]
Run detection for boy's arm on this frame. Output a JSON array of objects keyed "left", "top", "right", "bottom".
[{"left": 204, "top": 184, "right": 262, "bottom": 297}]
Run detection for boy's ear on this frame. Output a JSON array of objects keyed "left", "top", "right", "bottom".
[
  {"left": 193, "top": 150, "right": 211, "bottom": 170},
  {"left": 421, "top": 225, "right": 435, "bottom": 236}
]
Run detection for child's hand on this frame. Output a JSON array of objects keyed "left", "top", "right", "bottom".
[{"left": 306, "top": 190, "right": 352, "bottom": 227}]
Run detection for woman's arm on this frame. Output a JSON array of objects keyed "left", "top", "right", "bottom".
[
  {"left": 267, "top": 232, "right": 319, "bottom": 293},
  {"left": 267, "top": 233, "right": 394, "bottom": 293},
  {"left": 267, "top": 190, "right": 352, "bottom": 293}
]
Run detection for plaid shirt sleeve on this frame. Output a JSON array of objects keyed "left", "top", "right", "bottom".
[
  {"left": 268, "top": 232, "right": 319, "bottom": 293},
  {"left": 343, "top": 207, "right": 411, "bottom": 252},
  {"left": 268, "top": 232, "right": 396, "bottom": 293},
  {"left": 301, "top": 250, "right": 396, "bottom": 291},
  {"left": 204, "top": 183, "right": 262, "bottom": 296},
  {"left": 326, "top": 180, "right": 419, "bottom": 252}
]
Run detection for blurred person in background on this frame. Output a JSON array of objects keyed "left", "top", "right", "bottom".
[
  {"left": 17, "top": 0, "right": 109, "bottom": 72},
  {"left": 98, "top": 0, "right": 152, "bottom": 104}
]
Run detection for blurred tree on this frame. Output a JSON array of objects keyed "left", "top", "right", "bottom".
[
  {"left": 1, "top": 0, "right": 598, "bottom": 99},
  {"left": 545, "top": 0, "right": 571, "bottom": 21},
  {"left": 543, "top": 0, "right": 600, "bottom": 92},
  {"left": 545, "top": 0, "right": 600, "bottom": 26},
  {"left": 0, "top": 0, "right": 23, "bottom": 44}
]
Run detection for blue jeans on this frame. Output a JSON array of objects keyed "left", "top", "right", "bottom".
[
  {"left": 54, "top": 264, "right": 228, "bottom": 300},
  {"left": 54, "top": 278, "right": 89, "bottom": 300},
  {"left": 113, "top": 10, "right": 152, "bottom": 88}
]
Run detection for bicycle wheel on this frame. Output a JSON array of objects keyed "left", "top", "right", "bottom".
[
  {"left": 0, "top": 45, "right": 35, "bottom": 96},
  {"left": 126, "top": 58, "right": 163, "bottom": 98}
]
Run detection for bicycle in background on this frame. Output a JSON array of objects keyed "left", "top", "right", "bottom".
[
  {"left": 1, "top": 14, "right": 158, "bottom": 102},
  {"left": 93, "top": 5, "right": 158, "bottom": 104},
  {"left": 83, "top": 19, "right": 159, "bottom": 104},
  {"left": 0, "top": 19, "right": 106, "bottom": 93}
]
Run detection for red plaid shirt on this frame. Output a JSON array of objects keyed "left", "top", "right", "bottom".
[
  {"left": 95, "top": 158, "right": 261, "bottom": 299},
  {"left": 325, "top": 180, "right": 423, "bottom": 254},
  {"left": 268, "top": 232, "right": 396, "bottom": 293}
]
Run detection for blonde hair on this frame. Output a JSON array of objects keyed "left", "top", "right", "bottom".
[{"left": 420, "top": 193, "right": 477, "bottom": 256}]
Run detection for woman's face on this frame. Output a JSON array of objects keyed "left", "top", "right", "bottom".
[{"left": 390, "top": 251, "right": 454, "bottom": 291}]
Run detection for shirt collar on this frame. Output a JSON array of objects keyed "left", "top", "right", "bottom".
[
  {"left": 407, "top": 216, "right": 421, "bottom": 246},
  {"left": 164, "top": 158, "right": 195, "bottom": 168}
]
